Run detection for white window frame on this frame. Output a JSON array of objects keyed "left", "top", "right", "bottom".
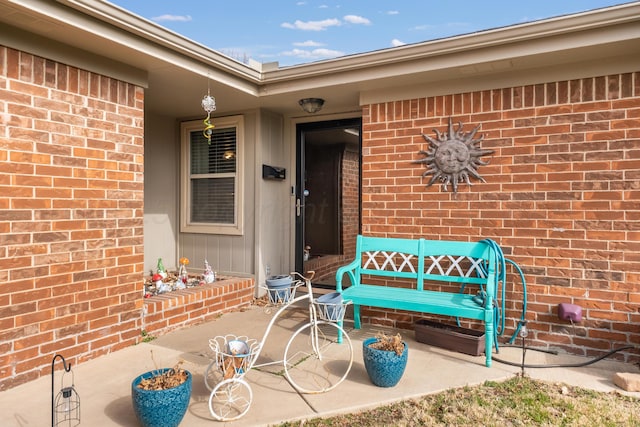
[{"left": 180, "top": 115, "right": 244, "bottom": 235}]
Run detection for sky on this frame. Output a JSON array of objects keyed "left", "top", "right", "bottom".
[{"left": 109, "top": 0, "right": 631, "bottom": 67}]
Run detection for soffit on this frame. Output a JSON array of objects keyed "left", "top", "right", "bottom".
[
  {"left": 1, "top": 0, "right": 640, "bottom": 118},
  {"left": 0, "top": 0, "right": 262, "bottom": 116}
]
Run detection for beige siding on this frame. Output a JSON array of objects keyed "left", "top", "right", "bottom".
[
  {"left": 143, "top": 111, "right": 178, "bottom": 272},
  {"left": 256, "top": 110, "right": 291, "bottom": 290},
  {"left": 175, "top": 112, "right": 258, "bottom": 277}
]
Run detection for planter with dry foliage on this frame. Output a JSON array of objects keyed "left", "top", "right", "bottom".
[
  {"left": 362, "top": 332, "right": 408, "bottom": 387},
  {"left": 131, "top": 362, "right": 192, "bottom": 427}
]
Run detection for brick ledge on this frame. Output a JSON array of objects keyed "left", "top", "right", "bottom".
[{"left": 142, "top": 276, "right": 255, "bottom": 337}]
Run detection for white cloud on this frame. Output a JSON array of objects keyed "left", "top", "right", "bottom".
[
  {"left": 312, "top": 48, "right": 344, "bottom": 57},
  {"left": 412, "top": 22, "right": 471, "bottom": 32},
  {"left": 387, "top": 10, "right": 399, "bottom": 15},
  {"left": 281, "top": 47, "right": 344, "bottom": 60},
  {"left": 151, "top": 14, "right": 192, "bottom": 22},
  {"left": 296, "top": 1, "right": 306, "bottom": 5},
  {"left": 293, "top": 40, "right": 324, "bottom": 47},
  {"left": 343, "top": 15, "right": 371, "bottom": 25},
  {"left": 281, "top": 18, "right": 341, "bottom": 31},
  {"left": 391, "top": 38, "right": 405, "bottom": 47}
]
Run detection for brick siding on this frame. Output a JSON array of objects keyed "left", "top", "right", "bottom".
[
  {"left": 0, "top": 46, "right": 145, "bottom": 390},
  {"left": 342, "top": 147, "right": 360, "bottom": 258},
  {"left": 143, "top": 277, "right": 254, "bottom": 336},
  {"left": 361, "top": 72, "right": 640, "bottom": 363}
]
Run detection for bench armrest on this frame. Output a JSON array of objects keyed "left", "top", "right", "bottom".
[{"left": 335, "top": 258, "right": 361, "bottom": 292}]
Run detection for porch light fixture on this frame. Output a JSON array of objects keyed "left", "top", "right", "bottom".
[{"left": 299, "top": 98, "right": 324, "bottom": 114}]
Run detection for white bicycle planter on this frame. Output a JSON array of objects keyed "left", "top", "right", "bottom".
[{"left": 204, "top": 272, "right": 354, "bottom": 421}]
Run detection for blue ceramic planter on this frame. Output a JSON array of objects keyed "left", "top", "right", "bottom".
[
  {"left": 362, "top": 337, "right": 408, "bottom": 387},
  {"left": 266, "top": 275, "right": 293, "bottom": 303},
  {"left": 315, "top": 292, "right": 344, "bottom": 321},
  {"left": 131, "top": 368, "right": 192, "bottom": 427}
]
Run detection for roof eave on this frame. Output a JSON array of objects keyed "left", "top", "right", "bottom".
[
  {"left": 55, "top": 0, "right": 262, "bottom": 82},
  {"left": 263, "top": 1, "right": 640, "bottom": 84}
]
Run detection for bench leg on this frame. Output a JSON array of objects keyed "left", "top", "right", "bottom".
[
  {"left": 353, "top": 304, "right": 361, "bottom": 329},
  {"left": 485, "top": 318, "right": 493, "bottom": 367},
  {"left": 338, "top": 304, "right": 361, "bottom": 344}
]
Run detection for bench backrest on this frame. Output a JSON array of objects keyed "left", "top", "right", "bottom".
[{"left": 352, "top": 235, "right": 498, "bottom": 296}]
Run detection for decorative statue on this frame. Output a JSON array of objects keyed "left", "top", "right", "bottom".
[
  {"left": 177, "top": 257, "right": 189, "bottom": 289},
  {"left": 156, "top": 258, "right": 167, "bottom": 279},
  {"left": 152, "top": 273, "right": 170, "bottom": 294},
  {"left": 203, "top": 260, "right": 215, "bottom": 284}
]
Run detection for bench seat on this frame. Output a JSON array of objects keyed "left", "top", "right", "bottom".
[{"left": 341, "top": 285, "right": 486, "bottom": 324}]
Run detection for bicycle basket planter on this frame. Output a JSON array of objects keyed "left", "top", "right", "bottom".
[
  {"left": 131, "top": 368, "right": 192, "bottom": 427},
  {"left": 265, "top": 275, "right": 295, "bottom": 304},
  {"left": 209, "top": 335, "right": 259, "bottom": 381},
  {"left": 362, "top": 335, "right": 408, "bottom": 387},
  {"left": 314, "top": 292, "right": 346, "bottom": 321}
]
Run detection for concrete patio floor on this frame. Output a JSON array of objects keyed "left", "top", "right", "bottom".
[{"left": 1, "top": 303, "right": 639, "bottom": 426}]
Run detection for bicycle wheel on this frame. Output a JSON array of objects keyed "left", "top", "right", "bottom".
[
  {"left": 208, "top": 378, "right": 253, "bottom": 421},
  {"left": 204, "top": 359, "right": 221, "bottom": 392},
  {"left": 284, "top": 321, "right": 353, "bottom": 394}
]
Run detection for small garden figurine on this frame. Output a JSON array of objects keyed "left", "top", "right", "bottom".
[
  {"left": 177, "top": 257, "right": 189, "bottom": 289},
  {"left": 152, "top": 273, "right": 170, "bottom": 294},
  {"left": 203, "top": 260, "right": 215, "bottom": 283},
  {"left": 156, "top": 258, "right": 167, "bottom": 279}
]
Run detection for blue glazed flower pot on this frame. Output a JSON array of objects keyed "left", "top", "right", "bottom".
[
  {"left": 362, "top": 337, "right": 408, "bottom": 387},
  {"left": 131, "top": 368, "right": 192, "bottom": 427}
]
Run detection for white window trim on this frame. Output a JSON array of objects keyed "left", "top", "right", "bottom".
[{"left": 180, "top": 115, "right": 244, "bottom": 235}]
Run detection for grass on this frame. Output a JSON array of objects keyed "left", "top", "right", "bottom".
[
  {"left": 140, "top": 330, "right": 156, "bottom": 343},
  {"left": 276, "top": 375, "right": 640, "bottom": 426}
]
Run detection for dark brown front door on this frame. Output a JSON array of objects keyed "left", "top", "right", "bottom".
[{"left": 295, "top": 119, "right": 361, "bottom": 285}]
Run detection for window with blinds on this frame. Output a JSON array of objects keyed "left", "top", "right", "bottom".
[{"left": 180, "top": 115, "right": 244, "bottom": 234}]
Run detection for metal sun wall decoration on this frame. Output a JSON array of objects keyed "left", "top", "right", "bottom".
[{"left": 415, "top": 118, "right": 494, "bottom": 193}]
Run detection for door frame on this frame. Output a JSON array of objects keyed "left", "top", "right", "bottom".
[{"left": 294, "top": 118, "right": 362, "bottom": 274}]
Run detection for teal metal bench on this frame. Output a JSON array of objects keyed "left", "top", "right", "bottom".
[{"left": 336, "top": 235, "right": 501, "bottom": 367}]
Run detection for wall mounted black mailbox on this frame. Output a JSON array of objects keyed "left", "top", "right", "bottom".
[{"left": 262, "top": 164, "right": 286, "bottom": 180}]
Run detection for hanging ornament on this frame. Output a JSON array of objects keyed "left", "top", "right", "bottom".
[{"left": 201, "top": 79, "right": 217, "bottom": 144}]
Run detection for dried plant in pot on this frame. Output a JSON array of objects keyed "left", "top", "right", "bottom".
[
  {"left": 131, "top": 358, "right": 192, "bottom": 427},
  {"left": 362, "top": 332, "right": 408, "bottom": 387}
]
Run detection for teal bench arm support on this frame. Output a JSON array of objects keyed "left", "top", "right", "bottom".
[
  {"left": 335, "top": 259, "right": 360, "bottom": 344},
  {"left": 335, "top": 259, "right": 360, "bottom": 293}
]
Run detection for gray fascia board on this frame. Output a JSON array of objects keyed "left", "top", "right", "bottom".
[{"left": 44, "top": 0, "right": 259, "bottom": 95}]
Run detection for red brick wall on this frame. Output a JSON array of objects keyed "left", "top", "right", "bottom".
[
  {"left": 0, "top": 47, "right": 145, "bottom": 390},
  {"left": 362, "top": 72, "right": 640, "bottom": 362},
  {"left": 341, "top": 147, "right": 360, "bottom": 259},
  {"left": 143, "top": 277, "right": 254, "bottom": 336}
]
